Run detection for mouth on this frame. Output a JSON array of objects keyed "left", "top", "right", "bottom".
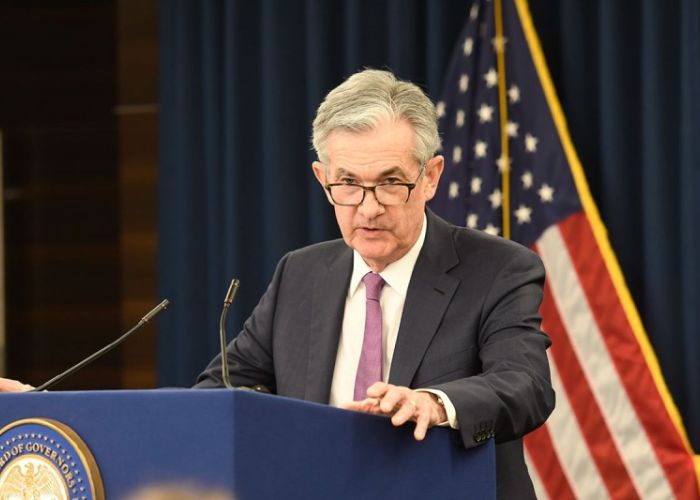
[{"left": 355, "top": 226, "right": 387, "bottom": 236}]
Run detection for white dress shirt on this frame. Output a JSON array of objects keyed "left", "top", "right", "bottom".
[{"left": 329, "top": 215, "right": 458, "bottom": 428}]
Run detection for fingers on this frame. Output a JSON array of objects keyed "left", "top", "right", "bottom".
[
  {"left": 339, "top": 397, "right": 381, "bottom": 414},
  {"left": 341, "top": 385, "right": 445, "bottom": 441},
  {"left": 390, "top": 396, "right": 416, "bottom": 426},
  {"left": 413, "top": 405, "right": 433, "bottom": 441},
  {"left": 0, "top": 378, "right": 33, "bottom": 393},
  {"left": 366, "top": 381, "right": 391, "bottom": 399},
  {"left": 387, "top": 392, "right": 433, "bottom": 441},
  {"left": 339, "top": 401, "right": 360, "bottom": 410},
  {"left": 349, "top": 385, "right": 442, "bottom": 439},
  {"left": 378, "top": 385, "right": 405, "bottom": 414}
]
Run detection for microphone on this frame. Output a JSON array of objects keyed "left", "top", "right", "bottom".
[
  {"left": 31, "top": 299, "right": 170, "bottom": 392},
  {"left": 217, "top": 280, "right": 271, "bottom": 394},
  {"left": 219, "top": 279, "right": 240, "bottom": 388}
]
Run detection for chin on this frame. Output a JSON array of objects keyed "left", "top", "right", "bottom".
[
  {"left": 353, "top": 239, "right": 386, "bottom": 254},
  {"left": 354, "top": 242, "right": 397, "bottom": 263}
]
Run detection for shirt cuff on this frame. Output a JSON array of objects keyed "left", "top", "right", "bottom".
[{"left": 416, "top": 388, "right": 460, "bottom": 429}]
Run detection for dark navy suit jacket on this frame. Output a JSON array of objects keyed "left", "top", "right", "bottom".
[{"left": 196, "top": 209, "right": 554, "bottom": 499}]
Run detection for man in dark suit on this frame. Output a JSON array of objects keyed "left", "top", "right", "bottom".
[
  {"left": 0, "top": 68, "right": 553, "bottom": 498},
  {"left": 195, "top": 69, "right": 554, "bottom": 498}
]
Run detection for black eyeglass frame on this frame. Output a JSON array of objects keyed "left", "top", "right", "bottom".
[{"left": 323, "top": 166, "right": 427, "bottom": 207}]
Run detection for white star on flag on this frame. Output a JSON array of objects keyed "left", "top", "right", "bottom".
[
  {"left": 463, "top": 38, "right": 474, "bottom": 56},
  {"left": 505, "top": 121, "right": 519, "bottom": 137},
  {"left": 471, "top": 176, "right": 483, "bottom": 194},
  {"left": 508, "top": 85, "right": 520, "bottom": 103},
  {"left": 521, "top": 170, "right": 533, "bottom": 189},
  {"left": 469, "top": 4, "right": 479, "bottom": 20},
  {"left": 452, "top": 145, "right": 463, "bottom": 163},
  {"left": 448, "top": 182, "right": 460, "bottom": 199},
  {"left": 474, "top": 141, "right": 488, "bottom": 158},
  {"left": 484, "top": 68, "right": 498, "bottom": 88},
  {"left": 538, "top": 183, "right": 554, "bottom": 202},
  {"left": 488, "top": 188, "right": 502, "bottom": 209},
  {"left": 456, "top": 109, "right": 465, "bottom": 127},
  {"left": 436, "top": 101, "right": 446, "bottom": 118},
  {"left": 525, "top": 133, "right": 538, "bottom": 153},
  {"left": 466, "top": 213, "right": 478, "bottom": 229},
  {"left": 514, "top": 204, "right": 532, "bottom": 224},
  {"left": 483, "top": 223, "right": 500, "bottom": 236},
  {"left": 477, "top": 103, "right": 494, "bottom": 123},
  {"left": 459, "top": 74, "right": 469, "bottom": 93},
  {"left": 495, "top": 155, "right": 511, "bottom": 173}
]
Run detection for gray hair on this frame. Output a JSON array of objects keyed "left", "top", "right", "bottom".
[{"left": 311, "top": 69, "right": 441, "bottom": 167}]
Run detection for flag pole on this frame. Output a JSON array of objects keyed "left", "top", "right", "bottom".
[{"left": 494, "top": 0, "right": 511, "bottom": 239}]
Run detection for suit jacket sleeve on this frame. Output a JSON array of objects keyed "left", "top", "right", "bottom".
[{"left": 429, "top": 247, "right": 554, "bottom": 449}]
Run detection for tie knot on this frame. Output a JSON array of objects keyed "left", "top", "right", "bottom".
[{"left": 363, "top": 272, "right": 385, "bottom": 301}]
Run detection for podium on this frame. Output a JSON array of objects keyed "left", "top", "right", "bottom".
[{"left": 0, "top": 389, "right": 495, "bottom": 499}]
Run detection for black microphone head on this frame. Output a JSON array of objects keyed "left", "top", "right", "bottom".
[
  {"left": 224, "top": 279, "right": 240, "bottom": 306},
  {"left": 140, "top": 299, "right": 171, "bottom": 324}
]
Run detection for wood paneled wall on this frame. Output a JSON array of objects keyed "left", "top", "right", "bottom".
[
  {"left": 0, "top": 0, "right": 158, "bottom": 389},
  {"left": 117, "top": 0, "right": 158, "bottom": 388}
]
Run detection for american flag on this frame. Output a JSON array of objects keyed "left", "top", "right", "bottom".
[{"left": 430, "top": 1, "right": 700, "bottom": 498}]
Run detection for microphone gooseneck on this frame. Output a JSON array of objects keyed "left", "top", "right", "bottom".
[
  {"left": 31, "top": 299, "right": 170, "bottom": 392},
  {"left": 219, "top": 278, "right": 240, "bottom": 389}
]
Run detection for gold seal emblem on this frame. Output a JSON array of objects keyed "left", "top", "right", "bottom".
[
  {"left": 0, "top": 418, "right": 104, "bottom": 500},
  {"left": 0, "top": 457, "right": 68, "bottom": 499}
]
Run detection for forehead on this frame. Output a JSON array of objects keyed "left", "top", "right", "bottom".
[{"left": 324, "top": 119, "right": 418, "bottom": 174}]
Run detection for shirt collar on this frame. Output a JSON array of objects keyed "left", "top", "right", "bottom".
[{"left": 348, "top": 213, "right": 427, "bottom": 298}]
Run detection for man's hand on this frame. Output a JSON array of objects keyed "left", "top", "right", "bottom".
[
  {"left": 0, "top": 378, "right": 33, "bottom": 392},
  {"left": 340, "top": 382, "right": 447, "bottom": 441}
]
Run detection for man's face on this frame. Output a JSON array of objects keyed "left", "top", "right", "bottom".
[{"left": 312, "top": 119, "right": 444, "bottom": 272}]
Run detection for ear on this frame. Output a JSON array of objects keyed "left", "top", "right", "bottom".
[
  {"left": 312, "top": 161, "right": 327, "bottom": 186},
  {"left": 312, "top": 161, "right": 335, "bottom": 205},
  {"left": 422, "top": 155, "right": 444, "bottom": 201}
]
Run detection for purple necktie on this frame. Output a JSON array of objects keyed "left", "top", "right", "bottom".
[{"left": 354, "top": 272, "right": 386, "bottom": 401}]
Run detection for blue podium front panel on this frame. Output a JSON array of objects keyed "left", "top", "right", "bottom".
[
  {"left": 0, "top": 390, "right": 237, "bottom": 497},
  {"left": 0, "top": 389, "right": 495, "bottom": 499}
]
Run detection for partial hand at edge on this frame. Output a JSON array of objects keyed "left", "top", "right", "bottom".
[
  {"left": 0, "top": 377, "right": 34, "bottom": 392},
  {"left": 340, "top": 382, "right": 447, "bottom": 441}
]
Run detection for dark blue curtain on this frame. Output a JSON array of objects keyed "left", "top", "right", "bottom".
[{"left": 159, "top": 0, "right": 700, "bottom": 450}]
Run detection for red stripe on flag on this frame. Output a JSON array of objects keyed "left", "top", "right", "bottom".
[
  {"left": 558, "top": 212, "right": 698, "bottom": 498},
  {"left": 539, "top": 273, "right": 640, "bottom": 499},
  {"left": 524, "top": 424, "right": 577, "bottom": 500}
]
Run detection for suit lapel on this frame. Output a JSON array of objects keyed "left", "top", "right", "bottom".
[
  {"left": 304, "top": 245, "right": 352, "bottom": 403},
  {"left": 389, "top": 211, "right": 460, "bottom": 387}
]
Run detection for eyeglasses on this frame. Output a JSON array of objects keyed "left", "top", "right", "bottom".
[{"left": 324, "top": 167, "right": 426, "bottom": 207}]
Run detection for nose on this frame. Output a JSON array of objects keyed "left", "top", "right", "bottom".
[{"left": 357, "top": 188, "right": 385, "bottom": 218}]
